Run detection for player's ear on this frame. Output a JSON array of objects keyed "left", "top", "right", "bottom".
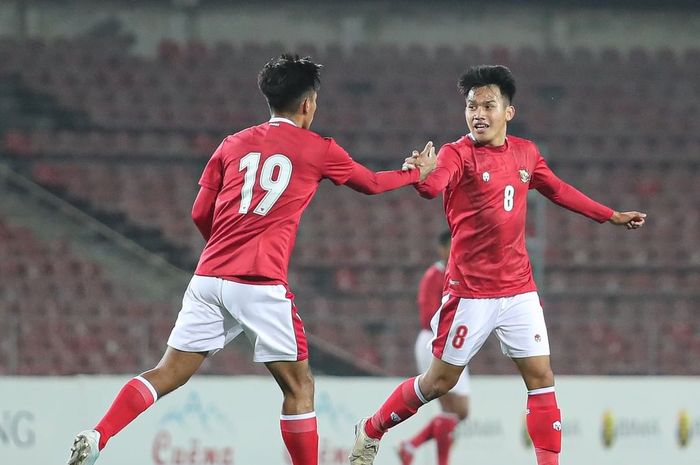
[
  {"left": 506, "top": 105, "right": 515, "bottom": 122},
  {"left": 301, "top": 96, "right": 310, "bottom": 115}
]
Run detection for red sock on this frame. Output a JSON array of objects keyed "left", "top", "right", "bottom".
[
  {"left": 433, "top": 414, "right": 459, "bottom": 465},
  {"left": 280, "top": 413, "right": 318, "bottom": 465},
  {"left": 535, "top": 448, "right": 559, "bottom": 465},
  {"left": 408, "top": 416, "right": 437, "bottom": 448},
  {"left": 365, "top": 377, "right": 427, "bottom": 440},
  {"left": 526, "top": 388, "right": 561, "bottom": 465},
  {"left": 94, "top": 376, "right": 157, "bottom": 450}
]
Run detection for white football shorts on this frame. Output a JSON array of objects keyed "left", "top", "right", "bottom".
[
  {"left": 415, "top": 329, "right": 470, "bottom": 395},
  {"left": 430, "top": 291, "right": 550, "bottom": 366},
  {"left": 167, "top": 275, "right": 308, "bottom": 363}
]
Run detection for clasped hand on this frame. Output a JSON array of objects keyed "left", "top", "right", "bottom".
[{"left": 402, "top": 141, "right": 437, "bottom": 181}]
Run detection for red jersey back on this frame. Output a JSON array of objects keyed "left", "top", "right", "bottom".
[
  {"left": 195, "top": 119, "right": 355, "bottom": 284},
  {"left": 417, "top": 261, "right": 446, "bottom": 330},
  {"left": 416, "top": 134, "right": 613, "bottom": 298}
]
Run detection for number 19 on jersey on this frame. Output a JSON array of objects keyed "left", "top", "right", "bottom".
[{"left": 238, "top": 152, "right": 292, "bottom": 216}]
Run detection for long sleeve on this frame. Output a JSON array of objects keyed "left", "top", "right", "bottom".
[
  {"left": 531, "top": 155, "right": 614, "bottom": 223},
  {"left": 414, "top": 145, "right": 463, "bottom": 199},
  {"left": 417, "top": 266, "right": 444, "bottom": 330},
  {"left": 191, "top": 186, "right": 218, "bottom": 240},
  {"left": 343, "top": 161, "right": 419, "bottom": 194}
]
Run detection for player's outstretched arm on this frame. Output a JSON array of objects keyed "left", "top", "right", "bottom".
[
  {"left": 608, "top": 211, "right": 647, "bottom": 230},
  {"left": 343, "top": 142, "right": 435, "bottom": 194},
  {"left": 411, "top": 144, "right": 461, "bottom": 199},
  {"left": 191, "top": 186, "right": 217, "bottom": 240}
]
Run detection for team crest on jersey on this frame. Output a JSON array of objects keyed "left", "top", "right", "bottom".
[
  {"left": 482, "top": 171, "right": 490, "bottom": 182},
  {"left": 519, "top": 168, "right": 531, "bottom": 183}
]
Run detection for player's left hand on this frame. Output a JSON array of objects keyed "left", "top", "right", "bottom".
[
  {"left": 608, "top": 211, "right": 647, "bottom": 230},
  {"left": 402, "top": 141, "right": 434, "bottom": 172},
  {"left": 402, "top": 152, "right": 420, "bottom": 171}
]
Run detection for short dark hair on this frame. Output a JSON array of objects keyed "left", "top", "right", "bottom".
[
  {"left": 439, "top": 230, "right": 451, "bottom": 247},
  {"left": 258, "top": 54, "right": 322, "bottom": 114},
  {"left": 458, "top": 65, "right": 516, "bottom": 104}
]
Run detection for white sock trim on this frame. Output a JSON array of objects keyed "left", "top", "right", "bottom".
[
  {"left": 528, "top": 386, "right": 555, "bottom": 396},
  {"left": 436, "top": 412, "right": 460, "bottom": 420},
  {"left": 414, "top": 376, "right": 429, "bottom": 404},
  {"left": 134, "top": 376, "right": 159, "bottom": 402},
  {"left": 280, "top": 411, "right": 316, "bottom": 421}
]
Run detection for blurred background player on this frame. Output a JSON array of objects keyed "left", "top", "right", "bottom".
[
  {"left": 66, "top": 53, "right": 436, "bottom": 465},
  {"left": 397, "top": 230, "right": 470, "bottom": 465},
  {"left": 350, "top": 65, "right": 647, "bottom": 465}
]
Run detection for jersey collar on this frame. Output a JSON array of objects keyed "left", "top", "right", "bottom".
[
  {"left": 468, "top": 132, "right": 509, "bottom": 151},
  {"left": 269, "top": 117, "right": 297, "bottom": 127}
]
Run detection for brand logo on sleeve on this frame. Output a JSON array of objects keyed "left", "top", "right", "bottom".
[{"left": 482, "top": 172, "right": 490, "bottom": 182}]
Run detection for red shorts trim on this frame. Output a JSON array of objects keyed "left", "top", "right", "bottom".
[
  {"left": 431, "top": 295, "right": 460, "bottom": 359},
  {"left": 285, "top": 287, "right": 308, "bottom": 361}
]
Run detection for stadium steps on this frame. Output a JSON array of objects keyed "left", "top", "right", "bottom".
[{"left": 0, "top": 161, "right": 188, "bottom": 301}]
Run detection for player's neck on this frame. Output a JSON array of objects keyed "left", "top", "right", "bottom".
[
  {"left": 468, "top": 132, "right": 507, "bottom": 147},
  {"left": 270, "top": 113, "right": 302, "bottom": 127}
]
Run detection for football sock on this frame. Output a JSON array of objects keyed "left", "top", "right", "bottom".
[
  {"left": 408, "top": 416, "right": 437, "bottom": 448},
  {"left": 280, "top": 412, "right": 318, "bottom": 465},
  {"left": 434, "top": 413, "right": 459, "bottom": 465},
  {"left": 397, "top": 441, "right": 415, "bottom": 465},
  {"left": 94, "top": 376, "right": 158, "bottom": 450},
  {"left": 526, "top": 387, "right": 561, "bottom": 465},
  {"left": 365, "top": 376, "right": 428, "bottom": 440}
]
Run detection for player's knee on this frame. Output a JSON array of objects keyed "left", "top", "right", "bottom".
[
  {"left": 285, "top": 371, "right": 315, "bottom": 400},
  {"left": 299, "top": 372, "right": 315, "bottom": 398},
  {"left": 535, "top": 368, "right": 555, "bottom": 388},
  {"left": 523, "top": 367, "right": 554, "bottom": 390},
  {"left": 142, "top": 367, "right": 190, "bottom": 397},
  {"left": 444, "top": 395, "right": 469, "bottom": 421},
  {"left": 422, "top": 374, "right": 459, "bottom": 399},
  {"left": 455, "top": 403, "right": 469, "bottom": 421}
]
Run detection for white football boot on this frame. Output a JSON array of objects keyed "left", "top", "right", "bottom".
[
  {"left": 67, "top": 430, "right": 101, "bottom": 465},
  {"left": 348, "top": 418, "right": 380, "bottom": 465}
]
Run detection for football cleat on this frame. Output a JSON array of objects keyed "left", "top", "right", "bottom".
[
  {"left": 349, "top": 418, "right": 380, "bottom": 465},
  {"left": 67, "top": 430, "right": 101, "bottom": 465}
]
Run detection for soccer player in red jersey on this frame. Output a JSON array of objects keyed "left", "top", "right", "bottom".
[
  {"left": 397, "top": 231, "right": 470, "bottom": 465},
  {"left": 66, "top": 54, "right": 436, "bottom": 465},
  {"left": 350, "top": 65, "right": 646, "bottom": 465}
]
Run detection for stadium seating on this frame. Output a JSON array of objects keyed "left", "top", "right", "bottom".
[
  {"left": 0, "top": 219, "right": 261, "bottom": 375},
  {"left": 1, "top": 35, "right": 698, "bottom": 375}
]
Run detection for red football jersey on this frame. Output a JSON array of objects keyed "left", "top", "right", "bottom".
[
  {"left": 417, "top": 260, "right": 446, "bottom": 330},
  {"left": 195, "top": 118, "right": 418, "bottom": 284},
  {"left": 416, "top": 134, "right": 614, "bottom": 298}
]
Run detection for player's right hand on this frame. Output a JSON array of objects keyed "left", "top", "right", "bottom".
[
  {"left": 608, "top": 210, "right": 647, "bottom": 229},
  {"left": 414, "top": 141, "right": 436, "bottom": 181}
]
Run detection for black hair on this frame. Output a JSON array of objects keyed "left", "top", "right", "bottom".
[
  {"left": 439, "top": 230, "right": 451, "bottom": 247},
  {"left": 258, "top": 53, "right": 322, "bottom": 114},
  {"left": 457, "top": 65, "right": 516, "bottom": 104}
]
